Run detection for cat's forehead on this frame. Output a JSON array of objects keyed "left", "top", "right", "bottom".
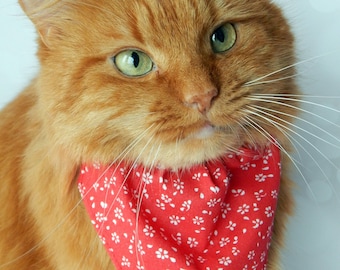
[
  {"left": 108, "top": 0, "right": 265, "bottom": 31},
  {"left": 94, "top": 0, "right": 270, "bottom": 52},
  {"left": 29, "top": 0, "right": 285, "bottom": 61}
]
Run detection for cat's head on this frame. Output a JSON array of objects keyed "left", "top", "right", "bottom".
[{"left": 21, "top": 0, "right": 298, "bottom": 169}]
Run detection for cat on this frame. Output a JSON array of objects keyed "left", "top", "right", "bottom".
[{"left": 0, "top": 0, "right": 299, "bottom": 269}]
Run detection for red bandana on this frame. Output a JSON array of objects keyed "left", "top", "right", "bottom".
[{"left": 78, "top": 143, "right": 281, "bottom": 270}]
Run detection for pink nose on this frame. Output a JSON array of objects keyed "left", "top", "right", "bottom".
[{"left": 185, "top": 88, "right": 218, "bottom": 114}]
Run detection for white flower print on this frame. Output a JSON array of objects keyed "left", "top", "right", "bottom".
[
  {"left": 93, "top": 162, "right": 101, "bottom": 170},
  {"left": 185, "top": 254, "right": 194, "bottom": 266},
  {"left": 252, "top": 219, "right": 264, "bottom": 229},
  {"left": 207, "top": 198, "right": 221, "bottom": 208},
  {"left": 226, "top": 221, "right": 237, "bottom": 231},
  {"left": 159, "top": 176, "right": 169, "bottom": 191},
  {"left": 171, "top": 232, "right": 182, "bottom": 245},
  {"left": 155, "top": 199, "right": 165, "bottom": 210},
  {"left": 80, "top": 166, "right": 89, "bottom": 175},
  {"left": 223, "top": 176, "right": 230, "bottom": 187},
  {"left": 221, "top": 203, "right": 231, "bottom": 219},
  {"left": 116, "top": 197, "right": 125, "bottom": 209},
  {"left": 155, "top": 248, "right": 169, "bottom": 260},
  {"left": 197, "top": 256, "right": 206, "bottom": 264},
  {"left": 187, "top": 237, "right": 199, "bottom": 248},
  {"left": 248, "top": 250, "right": 256, "bottom": 260},
  {"left": 271, "top": 190, "right": 278, "bottom": 199},
  {"left": 161, "top": 194, "right": 172, "bottom": 203},
  {"left": 143, "top": 224, "right": 156, "bottom": 238},
  {"left": 232, "top": 189, "right": 245, "bottom": 197},
  {"left": 219, "top": 237, "right": 230, "bottom": 247},
  {"left": 121, "top": 256, "right": 130, "bottom": 267},
  {"left": 95, "top": 212, "right": 107, "bottom": 223},
  {"left": 78, "top": 183, "right": 86, "bottom": 197},
  {"left": 104, "top": 176, "right": 116, "bottom": 189},
  {"left": 169, "top": 215, "right": 185, "bottom": 226},
  {"left": 254, "top": 190, "right": 267, "bottom": 201},
  {"left": 265, "top": 206, "right": 274, "bottom": 218},
  {"left": 99, "top": 235, "right": 106, "bottom": 245},
  {"left": 173, "top": 178, "right": 185, "bottom": 195},
  {"left": 266, "top": 225, "right": 274, "bottom": 238},
  {"left": 192, "top": 173, "right": 201, "bottom": 181},
  {"left": 92, "top": 182, "right": 99, "bottom": 192},
  {"left": 142, "top": 172, "right": 153, "bottom": 184},
  {"left": 263, "top": 149, "right": 273, "bottom": 162},
  {"left": 180, "top": 200, "right": 192, "bottom": 211},
  {"left": 111, "top": 232, "right": 120, "bottom": 244},
  {"left": 119, "top": 167, "right": 126, "bottom": 176},
  {"left": 130, "top": 236, "right": 146, "bottom": 256},
  {"left": 114, "top": 207, "right": 125, "bottom": 222},
  {"left": 232, "top": 247, "right": 240, "bottom": 256},
  {"left": 252, "top": 262, "right": 259, "bottom": 270},
  {"left": 193, "top": 216, "right": 204, "bottom": 226},
  {"left": 237, "top": 204, "right": 250, "bottom": 215},
  {"left": 233, "top": 236, "right": 239, "bottom": 245},
  {"left": 136, "top": 240, "right": 145, "bottom": 256},
  {"left": 132, "top": 188, "right": 147, "bottom": 200},
  {"left": 213, "top": 168, "right": 221, "bottom": 179},
  {"left": 240, "top": 162, "right": 251, "bottom": 170},
  {"left": 255, "top": 174, "right": 266, "bottom": 183},
  {"left": 136, "top": 261, "right": 145, "bottom": 270},
  {"left": 218, "top": 256, "right": 232, "bottom": 266},
  {"left": 122, "top": 184, "right": 129, "bottom": 195}
]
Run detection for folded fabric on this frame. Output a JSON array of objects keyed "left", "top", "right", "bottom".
[{"left": 78, "top": 143, "right": 281, "bottom": 270}]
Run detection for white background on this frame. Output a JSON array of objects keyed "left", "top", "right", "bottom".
[{"left": 0, "top": 1, "right": 339, "bottom": 269}]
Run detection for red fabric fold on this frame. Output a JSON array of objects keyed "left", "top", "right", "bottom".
[{"left": 78, "top": 143, "right": 281, "bottom": 270}]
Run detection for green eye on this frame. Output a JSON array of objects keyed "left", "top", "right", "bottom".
[
  {"left": 114, "top": 50, "right": 153, "bottom": 77},
  {"left": 211, "top": 23, "right": 237, "bottom": 53}
]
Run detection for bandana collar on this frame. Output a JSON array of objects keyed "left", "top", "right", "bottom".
[{"left": 78, "top": 143, "right": 281, "bottom": 270}]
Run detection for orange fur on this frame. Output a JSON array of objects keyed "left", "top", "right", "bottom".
[{"left": 0, "top": 0, "right": 298, "bottom": 269}]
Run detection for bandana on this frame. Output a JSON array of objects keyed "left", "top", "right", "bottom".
[{"left": 78, "top": 143, "right": 281, "bottom": 270}]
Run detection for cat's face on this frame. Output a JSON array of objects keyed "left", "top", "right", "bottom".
[{"left": 22, "top": 0, "right": 298, "bottom": 169}]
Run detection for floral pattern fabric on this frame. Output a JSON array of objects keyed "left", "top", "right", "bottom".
[{"left": 78, "top": 143, "right": 281, "bottom": 270}]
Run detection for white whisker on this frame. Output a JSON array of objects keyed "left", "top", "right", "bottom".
[
  {"left": 247, "top": 105, "right": 340, "bottom": 151},
  {"left": 134, "top": 142, "right": 161, "bottom": 268},
  {"left": 251, "top": 104, "right": 340, "bottom": 147},
  {"left": 253, "top": 93, "right": 340, "bottom": 99},
  {"left": 244, "top": 74, "right": 299, "bottom": 87},
  {"left": 245, "top": 107, "right": 339, "bottom": 202},
  {"left": 247, "top": 96, "right": 340, "bottom": 129},
  {"left": 237, "top": 119, "right": 258, "bottom": 148},
  {"left": 242, "top": 113, "right": 318, "bottom": 201},
  {"left": 250, "top": 95, "right": 340, "bottom": 115},
  {"left": 244, "top": 51, "right": 337, "bottom": 86}
]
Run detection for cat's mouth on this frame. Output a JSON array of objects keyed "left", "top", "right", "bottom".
[
  {"left": 186, "top": 120, "right": 236, "bottom": 141},
  {"left": 189, "top": 122, "right": 216, "bottom": 139}
]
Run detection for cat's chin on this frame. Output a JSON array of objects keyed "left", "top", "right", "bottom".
[
  {"left": 189, "top": 123, "right": 215, "bottom": 140},
  {"left": 133, "top": 128, "right": 242, "bottom": 170}
]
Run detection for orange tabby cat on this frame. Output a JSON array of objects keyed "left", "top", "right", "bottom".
[{"left": 0, "top": 0, "right": 298, "bottom": 269}]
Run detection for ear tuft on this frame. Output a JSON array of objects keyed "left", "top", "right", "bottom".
[
  {"left": 19, "top": 0, "right": 59, "bottom": 19},
  {"left": 18, "top": 0, "right": 62, "bottom": 48}
]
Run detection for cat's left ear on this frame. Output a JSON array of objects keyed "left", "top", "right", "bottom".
[{"left": 19, "top": 0, "right": 65, "bottom": 48}]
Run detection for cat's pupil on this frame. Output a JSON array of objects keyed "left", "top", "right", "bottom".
[
  {"left": 215, "top": 28, "right": 225, "bottom": 43},
  {"left": 131, "top": 52, "right": 140, "bottom": 68}
]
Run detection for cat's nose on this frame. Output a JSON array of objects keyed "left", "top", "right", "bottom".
[{"left": 185, "top": 88, "right": 218, "bottom": 114}]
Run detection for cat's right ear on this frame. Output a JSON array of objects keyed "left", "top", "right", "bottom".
[{"left": 19, "top": 0, "right": 63, "bottom": 48}]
